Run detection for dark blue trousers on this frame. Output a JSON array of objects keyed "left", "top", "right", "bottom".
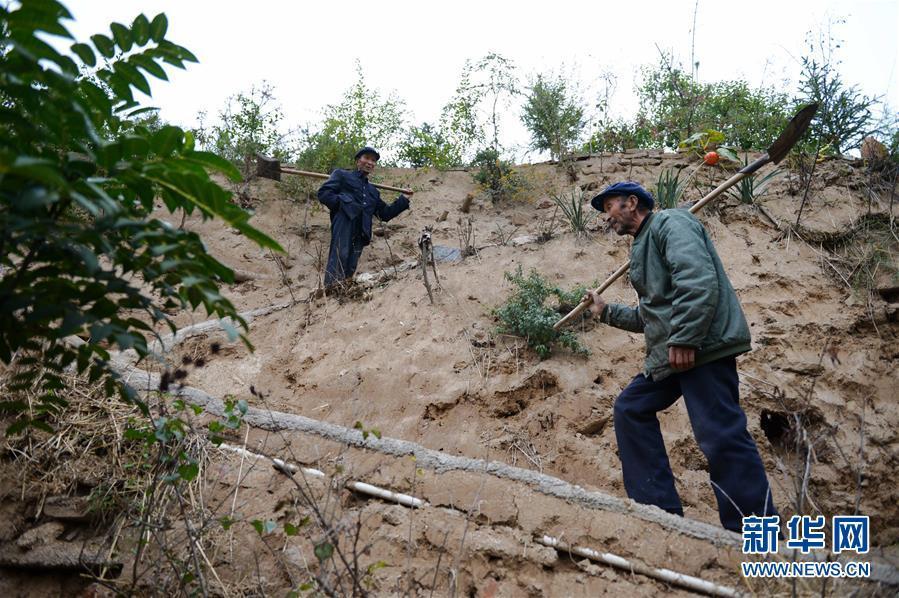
[
  {"left": 324, "top": 214, "right": 365, "bottom": 287},
  {"left": 613, "top": 356, "right": 777, "bottom": 531}
]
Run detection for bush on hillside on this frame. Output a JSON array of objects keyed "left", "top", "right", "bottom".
[{"left": 494, "top": 267, "right": 589, "bottom": 359}]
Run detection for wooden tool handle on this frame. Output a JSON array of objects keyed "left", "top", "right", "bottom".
[
  {"left": 553, "top": 260, "right": 631, "bottom": 330},
  {"left": 279, "top": 166, "right": 413, "bottom": 195}
]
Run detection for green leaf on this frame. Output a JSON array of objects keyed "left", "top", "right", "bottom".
[
  {"left": 219, "top": 516, "right": 234, "bottom": 530},
  {"left": 131, "top": 14, "right": 150, "bottom": 45},
  {"left": 7, "top": 2, "right": 73, "bottom": 38},
  {"left": 717, "top": 146, "right": 739, "bottom": 163},
  {"left": 183, "top": 151, "right": 241, "bottom": 181},
  {"left": 125, "top": 106, "right": 161, "bottom": 120},
  {"left": 9, "top": 156, "right": 68, "bottom": 188},
  {"left": 29, "top": 419, "right": 54, "bottom": 434},
  {"left": 284, "top": 522, "right": 299, "bottom": 536},
  {"left": 70, "top": 244, "right": 99, "bottom": 273},
  {"left": 123, "top": 428, "right": 147, "bottom": 441},
  {"left": 178, "top": 462, "right": 199, "bottom": 481},
  {"left": 91, "top": 34, "right": 115, "bottom": 58},
  {"left": 115, "top": 61, "right": 152, "bottom": 96},
  {"left": 70, "top": 42, "right": 96, "bottom": 67},
  {"left": 130, "top": 54, "right": 168, "bottom": 81},
  {"left": 251, "top": 519, "right": 276, "bottom": 535},
  {"left": 17, "top": 187, "right": 59, "bottom": 209},
  {"left": 5, "top": 419, "right": 29, "bottom": 437},
  {"left": 149, "top": 13, "right": 168, "bottom": 41},
  {"left": 314, "top": 542, "right": 334, "bottom": 562},
  {"left": 151, "top": 125, "right": 184, "bottom": 155},
  {"left": 110, "top": 22, "right": 133, "bottom": 53},
  {"left": 0, "top": 401, "right": 28, "bottom": 414}
]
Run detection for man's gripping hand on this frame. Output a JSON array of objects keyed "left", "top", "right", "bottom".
[{"left": 582, "top": 289, "right": 607, "bottom": 317}]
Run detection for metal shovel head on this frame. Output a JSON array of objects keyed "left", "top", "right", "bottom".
[
  {"left": 256, "top": 153, "right": 281, "bottom": 181},
  {"left": 766, "top": 103, "right": 819, "bottom": 164}
]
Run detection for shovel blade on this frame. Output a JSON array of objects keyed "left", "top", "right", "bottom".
[
  {"left": 256, "top": 153, "right": 282, "bottom": 181},
  {"left": 766, "top": 103, "right": 819, "bottom": 164}
]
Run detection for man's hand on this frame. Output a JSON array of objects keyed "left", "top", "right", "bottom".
[
  {"left": 405, "top": 190, "right": 414, "bottom": 198},
  {"left": 582, "top": 289, "right": 606, "bottom": 317},
  {"left": 669, "top": 346, "right": 696, "bottom": 370}
]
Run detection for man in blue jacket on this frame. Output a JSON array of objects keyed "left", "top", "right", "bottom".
[
  {"left": 582, "top": 181, "right": 777, "bottom": 532},
  {"left": 317, "top": 147, "right": 413, "bottom": 287}
]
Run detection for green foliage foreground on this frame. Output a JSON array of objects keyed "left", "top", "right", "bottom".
[{"left": 0, "top": 0, "right": 282, "bottom": 433}]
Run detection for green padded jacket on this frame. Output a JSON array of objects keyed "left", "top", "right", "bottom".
[{"left": 600, "top": 209, "right": 751, "bottom": 381}]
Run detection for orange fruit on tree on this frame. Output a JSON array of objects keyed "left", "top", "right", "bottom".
[{"left": 704, "top": 151, "right": 720, "bottom": 165}]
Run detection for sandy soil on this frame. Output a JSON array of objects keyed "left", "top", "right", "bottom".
[{"left": 2, "top": 152, "right": 898, "bottom": 596}]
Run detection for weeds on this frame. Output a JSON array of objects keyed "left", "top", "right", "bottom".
[
  {"left": 492, "top": 222, "right": 519, "bottom": 246},
  {"left": 827, "top": 214, "right": 899, "bottom": 302},
  {"left": 726, "top": 155, "right": 784, "bottom": 204},
  {"left": 0, "top": 357, "right": 250, "bottom": 596},
  {"left": 537, "top": 207, "right": 560, "bottom": 243},
  {"left": 457, "top": 217, "right": 476, "bottom": 258},
  {"left": 655, "top": 167, "right": 688, "bottom": 209},
  {"left": 549, "top": 187, "right": 595, "bottom": 238}
]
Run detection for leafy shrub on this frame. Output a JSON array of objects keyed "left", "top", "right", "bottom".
[
  {"left": 437, "top": 62, "right": 486, "bottom": 164},
  {"left": 796, "top": 56, "right": 877, "bottom": 156},
  {"left": 398, "top": 122, "right": 462, "bottom": 169},
  {"left": 0, "top": 1, "right": 281, "bottom": 432},
  {"left": 195, "top": 81, "right": 292, "bottom": 178},
  {"left": 494, "top": 267, "right": 589, "bottom": 359},
  {"left": 521, "top": 73, "right": 585, "bottom": 160},
  {"left": 637, "top": 55, "right": 792, "bottom": 150},
  {"left": 583, "top": 116, "right": 655, "bottom": 153},
  {"left": 297, "top": 61, "right": 406, "bottom": 172},
  {"left": 471, "top": 148, "right": 525, "bottom": 202}
]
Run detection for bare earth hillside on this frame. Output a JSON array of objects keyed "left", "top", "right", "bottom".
[{"left": 2, "top": 152, "right": 898, "bottom": 596}]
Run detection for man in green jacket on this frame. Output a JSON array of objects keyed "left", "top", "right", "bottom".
[{"left": 583, "top": 181, "right": 777, "bottom": 532}]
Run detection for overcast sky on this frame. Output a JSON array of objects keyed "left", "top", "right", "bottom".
[{"left": 62, "top": 0, "right": 899, "bottom": 159}]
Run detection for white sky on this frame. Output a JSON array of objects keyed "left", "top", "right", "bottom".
[{"left": 62, "top": 0, "right": 899, "bottom": 160}]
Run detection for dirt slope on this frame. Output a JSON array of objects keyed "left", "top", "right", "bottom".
[
  {"left": 180, "top": 154, "right": 898, "bottom": 533},
  {"left": 2, "top": 151, "right": 898, "bottom": 596}
]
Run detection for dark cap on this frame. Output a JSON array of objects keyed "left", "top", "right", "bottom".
[
  {"left": 591, "top": 181, "right": 655, "bottom": 212},
  {"left": 354, "top": 146, "right": 380, "bottom": 161}
]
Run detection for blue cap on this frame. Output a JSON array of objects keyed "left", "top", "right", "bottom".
[
  {"left": 354, "top": 146, "right": 380, "bottom": 161},
  {"left": 591, "top": 181, "right": 655, "bottom": 212}
]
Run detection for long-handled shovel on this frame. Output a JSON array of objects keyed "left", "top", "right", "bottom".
[
  {"left": 255, "top": 154, "right": 414, "bottom": 194},
  {"left": 553, "top": 103, "right": 819, "bottom": 331}
]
